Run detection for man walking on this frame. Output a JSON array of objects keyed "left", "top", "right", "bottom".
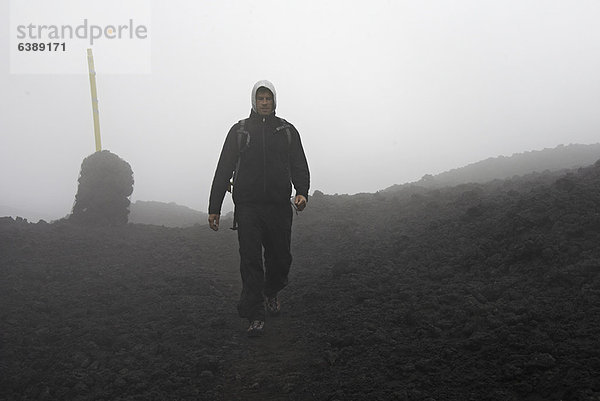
[{"left": 208, "top": 80, "right": 310, "bottom": 337}]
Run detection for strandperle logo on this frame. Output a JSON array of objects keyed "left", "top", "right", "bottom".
[{"left": 16, "top": 19, "right": 148, "bottom": 45}]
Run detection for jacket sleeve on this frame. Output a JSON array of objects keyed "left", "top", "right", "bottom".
[
  {"left": 289, "top": 125, "right": 310, "bottom": 199},
  {"left": 208, "top": 125, "right": 238, "bottom": 214}
]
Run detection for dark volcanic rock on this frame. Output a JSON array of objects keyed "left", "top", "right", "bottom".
[
  {"left": 69, "top": 150, "right": 134, "bottom": 226},
  {"left": 2, "top": 162, "right": 600, "bottom": 400}
]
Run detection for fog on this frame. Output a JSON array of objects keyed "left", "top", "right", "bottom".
[{"left": 1, "top": 0, "right": 599, "bottom": 221}]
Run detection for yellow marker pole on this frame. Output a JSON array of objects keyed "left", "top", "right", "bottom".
[{"left": 87, "top": 48, "right": 102, "bottom": 152}]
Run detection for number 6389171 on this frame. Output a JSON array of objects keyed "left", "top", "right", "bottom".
[{"left": 17, "top": 42, "right": 66, "bottom": 51}]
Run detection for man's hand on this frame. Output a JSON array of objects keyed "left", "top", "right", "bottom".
[
  {"left": 208, "top": 214, "right": 220, "bottom": 231},
  {"left": 294, "top": 195, "right": 307, "bottom": 211}
]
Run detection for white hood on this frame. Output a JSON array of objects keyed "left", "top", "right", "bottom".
[{"left": 251, "top": 80, "right": 277, "bottom": 114}]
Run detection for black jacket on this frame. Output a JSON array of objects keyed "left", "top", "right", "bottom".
[{"left": 208, "top": 110, "right": 310, "bottom": 215}]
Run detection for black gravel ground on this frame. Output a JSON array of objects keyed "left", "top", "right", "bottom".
[{"left": 2, "top": 162, "right": 600, "bottom": 400}]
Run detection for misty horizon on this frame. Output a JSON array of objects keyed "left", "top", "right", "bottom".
[{"left": 2, "top": 142, "right": 599, "bottom": 223}]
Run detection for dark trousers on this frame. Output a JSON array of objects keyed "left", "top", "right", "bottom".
[{"left": 235, "top": 203, "right": 293, "bottom": 321}]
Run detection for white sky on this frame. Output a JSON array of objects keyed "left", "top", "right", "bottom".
[{"left": 1, "top": 0, "right": 600, "bottom": 220}]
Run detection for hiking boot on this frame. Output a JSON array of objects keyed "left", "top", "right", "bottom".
[
  {"left": 247, "top": 320, "right": 265, "bottom": 337},
  {"left": 265, "top": 295, "right": 281, "bottom": 316}
]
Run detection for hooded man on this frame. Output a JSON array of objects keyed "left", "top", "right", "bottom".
[{"left": 208, "top": 80, "right": 310, "bottom": 337}]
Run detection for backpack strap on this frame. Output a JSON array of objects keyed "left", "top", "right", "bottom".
[
  {"left": 230, "top": 118, "right": 251, "bottom": 231},
  {"left": 275, "top": 118, "right": 294, "bottom": 182},
  {"left": 228, "top": 119, "right": 250, "bottom": 194},
  {"left": 275, "top": 118, "right": 292, "bottom": 148},
  {"left": 236, "top": 118, "right": 251, "bottom": 149}
]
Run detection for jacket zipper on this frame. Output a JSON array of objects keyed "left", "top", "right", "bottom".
[{"left": 262, "top": 117, "right": 267, "bottom": 194}]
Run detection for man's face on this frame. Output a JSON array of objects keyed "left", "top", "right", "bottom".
[{"left": 256, "top": 89, "right": 274, "bottom": 116}]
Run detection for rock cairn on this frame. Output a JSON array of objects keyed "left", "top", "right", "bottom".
[{"left": 70, "top": 150, "right": 134, "bottom": 226}]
